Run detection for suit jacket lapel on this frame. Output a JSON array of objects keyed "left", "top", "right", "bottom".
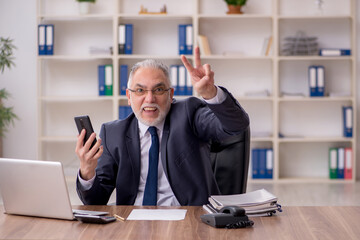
[
  {"left": 161, "top": 117, "right": 170, "bottom": 178},
  {"left": 125, "top": 119, "right": 141, "bottom": 184}
]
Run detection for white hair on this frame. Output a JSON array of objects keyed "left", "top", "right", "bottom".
[{"left": 127, "top": 59, "right": 171, "bottom": 88}]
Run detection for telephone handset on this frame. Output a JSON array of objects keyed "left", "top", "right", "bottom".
[{"left": 201, "top": 206, "right": 254, "bottom": 228}]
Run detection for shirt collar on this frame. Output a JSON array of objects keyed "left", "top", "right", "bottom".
[{"left": 138, "top": 120, "right": 165, "bottom": 137}]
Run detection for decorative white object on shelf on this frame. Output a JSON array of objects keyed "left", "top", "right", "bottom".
[
  {"left": 79, "top": 2, "right": 90, "bottom": 14},
  {"left": 315, "top": 0, "right": 325, "bottom": 16},
  {"left": 77, "top": 0, "right": 95, "bottom": 15}
]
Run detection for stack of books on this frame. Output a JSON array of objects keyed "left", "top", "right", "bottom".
[
  {"left": 260, "top": 36, "right": 273, "bottom": 56},
  {"left": 204, "top": 189, "right": 282, "bottom": 216},
  {"left": 197, "top": 35, "right": 211, "bottom": 56}
]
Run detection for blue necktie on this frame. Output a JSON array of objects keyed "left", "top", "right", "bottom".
[{"left": 142, "top": 126, "right": 159, "bottom": 206}]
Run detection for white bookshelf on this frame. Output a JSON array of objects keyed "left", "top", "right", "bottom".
[{"left": 37, "top": 0, "right": 356, "bottom": 182}]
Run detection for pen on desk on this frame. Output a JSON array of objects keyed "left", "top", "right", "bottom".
[{"left": 113, "top": 214, "right": 126, "bottom": 222}]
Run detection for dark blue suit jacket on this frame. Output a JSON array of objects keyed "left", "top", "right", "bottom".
[{"left": 77, "top": 87, "right": 249, "bottom": 206}]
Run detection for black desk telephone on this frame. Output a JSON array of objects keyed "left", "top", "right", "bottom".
[{"left": 201, "top": 206, "right": 254, "bottom": 229}]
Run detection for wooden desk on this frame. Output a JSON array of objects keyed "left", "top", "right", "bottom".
[{"left": 0, "top": 205, "right": 359, "bottom": 240}]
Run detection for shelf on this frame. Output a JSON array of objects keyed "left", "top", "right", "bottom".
[
  {"left": 118, "top": 14, "right": 193, "bottom": 20},
  {"left": 278, "top": 137, "right": 353, "bottom": 143},
  {"left": 38, "top": 55, "right": 113, "bottom": 60},
  {"left": 251, "top": 137, "right": 273, "bottom": 142},
  {"left": 278, "top": 97, "right": 353, "bottom": 102},
  {"left": 40, "top": 96, "right": 114, "bottom": 102},
  {"left": 38, "top": 14, "right": 113, "bottom": 21},
  {"left": 275, "top": 178, "right": 355, "bottom": 183},
  {"left": 198, "top": 14, "right": 272, "bottom": 19},
  {"left": 37, "top": 0, "right": 356, "bottom": 182},
  {"left": 250, "top": 178, "right": 355, "bottom": 183},
  {"left": 118, "top": 55, "right": 187, "bottom": 60},
  {"left": 278, "top": 15, "right": 352, "bottom": 20},
  {"left": 237, "top": 97, "right": 273, "bottom": 101},
  {"left": 278, "top": 56, "right": 353, "bottom": 61},
  {"left": 117, "top": 96, "right": 128, "bottom": 101},
  {"left": 40, "top": 95, "right": 196, "bottom": 102},
  {"left": 40, "top": 136, "right": 76, "bottom": 142},
  {"left": 248, "top": 179, "right": 274, "bottom": 183},
  {"left": 200, "top": 55, "right": 272, "bottom": 60}
]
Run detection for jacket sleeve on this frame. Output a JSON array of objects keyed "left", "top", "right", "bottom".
[
  {"left": 76, "top": 124, "right": 117, "bottom": 205},
  {"left": 191, "top": 86, "right": 249, "bottom": 142}
]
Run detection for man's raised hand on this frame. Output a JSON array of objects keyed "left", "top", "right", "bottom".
[{"left": 181, "top": 46, "right": 217, "bottom": 99}]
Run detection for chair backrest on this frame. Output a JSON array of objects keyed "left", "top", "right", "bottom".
[{"left": 210, "top": 126, "right": 250, "bottom": 195}]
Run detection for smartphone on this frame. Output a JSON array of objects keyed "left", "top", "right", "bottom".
[
  {"left": 74, "top": 115, "right": 97, "bottom": 150},
  {"left": 74, "top": 214, "right": 116, "bottom": 224}
]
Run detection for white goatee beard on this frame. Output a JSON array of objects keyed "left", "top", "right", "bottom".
[{"left": 132, "top": 102, "right": 171, "bottom": 127}]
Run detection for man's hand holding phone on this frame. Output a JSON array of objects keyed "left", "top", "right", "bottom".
[{"left": 74, "top": 116, "right": 103, "bottom": 180}]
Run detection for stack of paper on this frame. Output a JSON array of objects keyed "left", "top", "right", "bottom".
[
  {"left": 204, "top": 189, "right": 282, "bottom": 216},
  {"left": 89, "top": 46, "right": 111, "bottom": 55},
  {"left": 244, "top": 90, "right": 270, "bottom": 97}
]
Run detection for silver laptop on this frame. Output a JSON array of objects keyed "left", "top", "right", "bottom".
[{"left": 0, "top": 158, "right": 107, "bottom": 220}]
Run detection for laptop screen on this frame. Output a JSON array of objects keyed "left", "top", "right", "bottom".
[{"left": 0, "top": 158, "right": 74, "bottom": 220}]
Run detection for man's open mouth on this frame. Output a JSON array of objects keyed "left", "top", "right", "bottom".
[{"left": 143, "top": 107, "right": 157, "bottom": 112}]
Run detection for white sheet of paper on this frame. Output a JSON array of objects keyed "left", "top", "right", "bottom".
[{"left": 127, "top": 209, "right": 187, "bottom": 221}]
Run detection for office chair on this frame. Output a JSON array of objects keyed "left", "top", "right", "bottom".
[{"left": 210, "top": 126, "right": 250, "bottom": 195}]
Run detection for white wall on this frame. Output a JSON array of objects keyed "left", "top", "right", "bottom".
[
  {"left": 0, "top": 0, "right": 37, "bottom": 159},
  {"left": 0, "top": 0, "right": 360, "bottom": 179}
]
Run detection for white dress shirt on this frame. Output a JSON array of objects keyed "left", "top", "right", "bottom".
[
  {"left": 78, "top": 86, "right": 226, "bottom": 206},
  {"left": 134, "top": 121, "right": 180, "bottom": 205}
]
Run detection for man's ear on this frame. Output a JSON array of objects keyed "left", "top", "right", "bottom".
[
  {"left": 126, "top": 89, "right": 131, "bottom": 105},
  {"left": 170, "top": 88, "right": 175, "bottom": 103}
]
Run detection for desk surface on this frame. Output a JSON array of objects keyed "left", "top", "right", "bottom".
[{"left": 0, "top": 205, "right": 359, "bottom": 240}]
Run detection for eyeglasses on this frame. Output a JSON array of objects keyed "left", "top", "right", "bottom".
[{"left": 128, "top": 87, "right": 171, "bottom": 96}]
